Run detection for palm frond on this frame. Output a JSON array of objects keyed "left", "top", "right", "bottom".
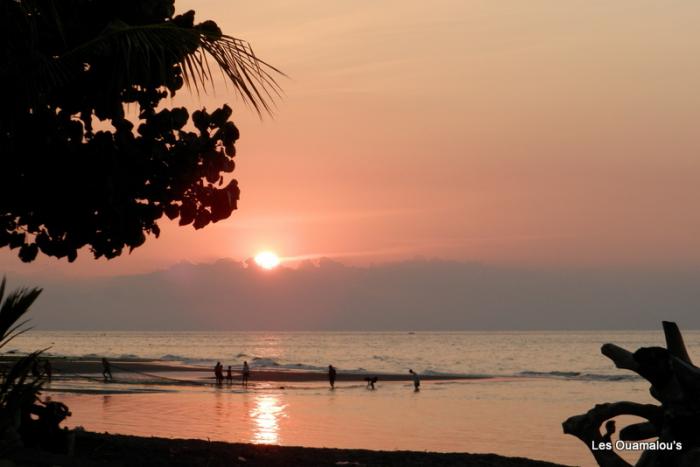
[
  {"left": 63, "top": 21, "right": 284, "bottom": 116},
  {"left": 0, "top": 351, "right": 46, "bottom": 409},
  {"left": 0, "top": 278, "right": 42, "bottom": 349},
  {"left": 0, "top": 323, "right": 34, "bottom": 351}
]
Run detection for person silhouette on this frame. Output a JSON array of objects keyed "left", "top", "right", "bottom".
[
  {"left": 242, "top": 361, "right": 250, "bottom": 386},
  {"left": 328, "top": 365, "right": 337, "bottom": 389},
  {"left": 226, "top": 365, "right": 233, "bottom": 384},
  {"left": 409, "top": 369, "right": 420, "bottom": 392},
  {"left": 102, "top": 358, "right": 113, "bottom": 382},
  {"left": 364, "top": 376, "right": 378, "bottom": 390},
  {"left": 214, "top": 361, "right": 223, "bottom": 385}
]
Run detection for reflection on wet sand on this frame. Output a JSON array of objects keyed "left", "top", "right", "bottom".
[
  {"left": 249, "top": 394, "right": 287, "bottom": 444},
  {"left": 54, "top": 379, "right": 621, "bottom": 467}
]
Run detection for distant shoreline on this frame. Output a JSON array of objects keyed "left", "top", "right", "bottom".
[{"left": 7, "top": 431, "right": 572, "bottom": 467}]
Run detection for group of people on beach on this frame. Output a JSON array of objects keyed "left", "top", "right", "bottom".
[
  {"left": 99, "top": 356, "right": 420, "bottom": 391},
  {"left": 328, "top": 364, "right": 421, "bottom": 392},
  {"left": 214, "top": 361, "right": 250, "bottom": 386}
]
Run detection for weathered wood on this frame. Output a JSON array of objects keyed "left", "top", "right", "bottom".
[
  {"left": 619, "top": 422, "right": 659, "bottom": 441},
  {"left": 562, "top": 402, "right": 662, "bottom": 467},
  {"left": 563, "top": 402, "right": 661, "bottom": 441},
  {"left": 670, "top": 357, "right": 700, "bottom": 393},
  {"left": 565, "top": 322, "right": 699, "bottom": 467},
  {"left": 632, "top": 347, "right": 674, "bottom": 390},
  {"left": 602, "top": 344, "right": 639, "bottom": 372},
  {"left": 663, "top": 321, "right": 692, "bottom": 365}
]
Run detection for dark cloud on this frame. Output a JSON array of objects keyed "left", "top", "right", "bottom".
[{"left": 13, "top": 259, "right": 700, "bottom": 331}]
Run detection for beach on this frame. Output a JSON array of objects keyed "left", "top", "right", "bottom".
[
  {"left": 12, "top": 432, "right": 572, "bottom": 467},
  {"left": 2, "top": 0, "right": 696, "bottom": 464},
  {"left": 4, "top": 330, "right": 673, "bottom": 466},
  {"left": 1, "top": 359, "right": 574, "bottom": 466},
  {"left": 0, "top": 357, "right": 488, "bottom": 384},
  {"left": 7, "top": 431, "right": 570, "bottom": 466}
]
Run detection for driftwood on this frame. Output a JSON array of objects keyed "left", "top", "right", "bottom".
[{"left": 563, "top": 321, "right": 700, "bottom": 466}]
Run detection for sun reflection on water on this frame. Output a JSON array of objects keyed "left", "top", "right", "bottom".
[{"left": 250, "top": 394, "right": 287, "bottom": 444}]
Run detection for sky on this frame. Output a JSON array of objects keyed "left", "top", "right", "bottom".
[{"left": 2, "top": 0, "right": 700, "bottom": 279}]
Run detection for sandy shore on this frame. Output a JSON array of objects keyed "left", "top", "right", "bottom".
[
  {"left": 0, "top": 356, "right": 490, "bottom": 383},
  {"left": 5, "top": 431, "right": 572, "bottom": 466}
]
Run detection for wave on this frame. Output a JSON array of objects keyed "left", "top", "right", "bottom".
[
  {"left": 250, "top": 357, "right": 280, "bottom": 367},
  {"left": 249, "top": 358, "right": 329, "bottom": 372},
  {"left": 31, "top": 350, "right": 641, "bottom": 383},
  {"left": 117, "top": 353, "right": 140, "bottom": 360},
  {"left": 279, "top": 362, "right": 328, "bottom": 372},
  {"left": 160, "top": 354, "right": 189, "bottom": 362},
  {"left": 518, "top": 370, "right": 639, "bottom": 382}
]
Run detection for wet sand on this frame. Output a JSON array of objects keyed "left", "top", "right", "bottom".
[
  {"left": 0, "top": 356, "right": 600, "bottom": 465},
  {"left": 0, "top": 356, "right": 489, "bottom": 383},
  {"left": 8, "top": 431, "right": 571, "bottom": 466}
]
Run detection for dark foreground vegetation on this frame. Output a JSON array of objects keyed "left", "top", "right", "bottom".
[{"left": 0, "top": 0, "right": 280, "bottom": 263}]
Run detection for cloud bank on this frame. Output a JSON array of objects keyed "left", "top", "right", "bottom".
[{"left": 13, "top": 258, "right": 700, "bottom": 331}]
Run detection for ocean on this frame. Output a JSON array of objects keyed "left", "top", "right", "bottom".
[{"left": 11, "top": 330, "right": 690, "bottom": 466}]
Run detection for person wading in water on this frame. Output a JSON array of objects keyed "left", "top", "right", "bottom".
[
  {"left": 242, "top": 361, "right": 250, "bottom": 386},
  {"left": 102, "top": 358, "right": 113, "bottom": 382},
  {"left": 328, "top": 365, "right": 337, "bottom": 389},
  {"left": 409, "top": 369, "right": 420, "bottom": 392}
]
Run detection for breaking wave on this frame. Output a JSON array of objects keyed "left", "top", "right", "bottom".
[
  {"left": 47, "top": 354, "right": 640, "bottom": 382},
  {"left": 518, "top": 370, "right": 639, "bottom": 382}
]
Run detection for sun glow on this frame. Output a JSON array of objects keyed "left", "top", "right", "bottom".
[
  {"left": 250, "top": 394, "right": 287, "bottom": 444},
  {"left": 254, "top": 251, "right": 281, "bottom": 269}
]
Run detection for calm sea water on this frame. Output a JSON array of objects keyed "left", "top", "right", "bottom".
[
  {"left": 12, "top": 330, "right": 694, "bottom": 377},
  {"left": 11, "top": 330, "right": 695, "bottom": 466}
]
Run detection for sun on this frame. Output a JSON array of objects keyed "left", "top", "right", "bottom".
[{"left": 254, "top": 251, "right": 281, "bottom": 270}]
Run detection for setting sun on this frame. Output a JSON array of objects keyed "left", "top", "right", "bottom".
[{"left": 254, "top": 251, "right": 281, "bottom": 269}]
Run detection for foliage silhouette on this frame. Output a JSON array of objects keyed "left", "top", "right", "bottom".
[
  {"left": 0, "top": 278, "right": 69, "bottom": 453},
  {"left": 0, "top": 0, "right": 282, "bottom": 262}
]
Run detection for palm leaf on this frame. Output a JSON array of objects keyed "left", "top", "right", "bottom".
[
  {"left": 0, "top": 351, "right": 46, "bottom": 410},
  {"left": 63, "top": 21, "right": 284, "bottom": 116},
  {"left": 0, "top": 278, "right": 42, "bottom": 349},
  {"left": 0, "top": 280, "right": 46, "bottom": 442}
]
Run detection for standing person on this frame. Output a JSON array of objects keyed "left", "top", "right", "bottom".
[
  {"left": 242, "top": 361, "right": 250, "bottom": 386},
  {"left": 226, "top": 365, "right": 233, "bottom": 384},
  {"left": 328, "top": 365, "right": 337, "bottom": 389},
  {"left": 102, "top": 358, "right": 113, "bottom": 382},
  {"left": 409, "top": 369, "right": 420, "bottom": 392},
  {"left": 214, "top": 362, "right": 223, "bottom": 385},
  {"left": 44, "top": 360, "right": 52, "bottom": 383}
]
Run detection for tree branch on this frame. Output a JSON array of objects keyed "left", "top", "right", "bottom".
[
  {"left": 563, "top": 402, "right": 662, "bottom": 467},
  {"left": 602, "top": 344, "right": 639, "bottom": 372},
  {"left": 663, "top": 321, "right": 692, "bottom": 365}
]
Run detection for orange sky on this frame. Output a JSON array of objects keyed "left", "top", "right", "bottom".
[{"left": 3, "top": 0, "right": 700, "bottom": 276}]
